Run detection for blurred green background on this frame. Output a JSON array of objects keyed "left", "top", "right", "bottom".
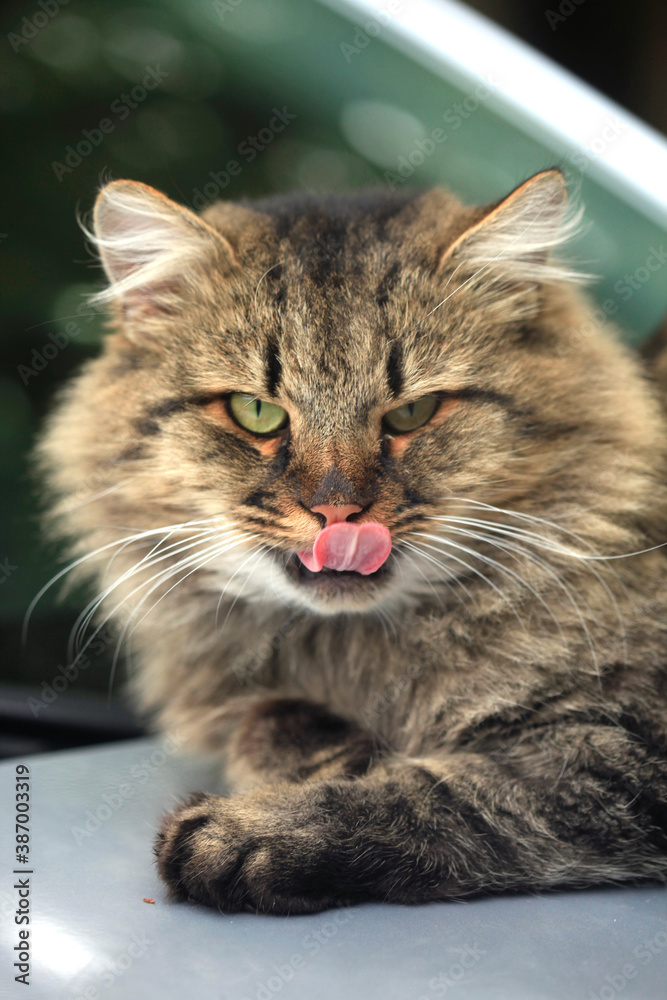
[{"left": 1, "top": 0, "right": 666, "bottom": 720}]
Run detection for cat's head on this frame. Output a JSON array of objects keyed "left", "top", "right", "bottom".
[{"left": 41, "top": 172, "right": 661, "bottom": 618}]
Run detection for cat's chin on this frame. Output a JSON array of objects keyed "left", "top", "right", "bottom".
[{"left": 282, "top": 553, "right": 393, "bottom": 614}]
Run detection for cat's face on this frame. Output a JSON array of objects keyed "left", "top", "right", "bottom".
[{"left": 51, "top": 174, "right": 645, "bottom": 617}]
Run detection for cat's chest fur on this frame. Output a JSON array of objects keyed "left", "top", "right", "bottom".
[{"left": 131, "top": 558, "right": 650, "bottom": 761}]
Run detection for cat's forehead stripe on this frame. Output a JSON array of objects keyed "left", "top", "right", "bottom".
[
  {"left": 265, "top": 339, "right": 282, "bottom": 398},
  {"left": 386, "top": 341, "right": 403, "bottom": 399}
]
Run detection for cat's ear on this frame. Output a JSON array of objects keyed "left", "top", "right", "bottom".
[
  {"left": 88, "top": 180, "right": 238, "bottom": 321},
  {"left": 437, "top": 170, "right": 584, "bottom": 290}
]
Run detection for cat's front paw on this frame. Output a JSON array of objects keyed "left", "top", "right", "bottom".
[
  {"left": 154, "top": 790, "right": 346, "bottom": 914},
  {"left": 155, "top": 791, "right": 260, "bottom": 912}
]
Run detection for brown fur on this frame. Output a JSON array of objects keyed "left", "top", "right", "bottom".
[{"left": 36, "top": 172, "right": 667, "bottom": 913}]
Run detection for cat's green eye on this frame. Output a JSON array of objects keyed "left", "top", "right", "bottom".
[
  {"left": 229, "top": 393, "right": 288, "bottom": 436},
  {"left": 383, "top": 394, "right": 439, "bottom": 434}
]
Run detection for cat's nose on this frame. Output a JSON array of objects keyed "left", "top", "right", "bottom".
[{"left": 310, "top": 503, "right": 362, "bottom": 527}]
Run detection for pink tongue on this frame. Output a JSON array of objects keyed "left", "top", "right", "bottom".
[{"left": 298, "top": 522, "right": 392, "bottom": 576}]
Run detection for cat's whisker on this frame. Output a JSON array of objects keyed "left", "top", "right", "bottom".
[
  {"left": 413, "top": 530, "right": 574, "bottom": 647},
  {"left": 91, "top": 524, "right": 236, "bottom": 661},
  {"left": 112, "top": 528, "right": 195, "bottom": 574},
  {"left": 23, "top": 531, "right": 167, "bottom": 646},
  {"left": 266, "top": 545, "right": 293, "bottom": 606},
  {"left": 424, "top": 256, "right": 466, "bottom": 317},
  {"left": 399, "top": 538, "right": 495, "bottom": 610},
  {"left": 427, "top": 251, "right": 500, "bottom": 317},
  {"left": 373, "top": 603, "right": 399, "bottom": 643},
  {"left": 118, "top": 532, "right": 259, "bottom": 643},
  {"left": 63, "top": 479, "right": 137, "bottom": 510},
  {"left": 89, "top": 526, "right": 234, "bottom": 639},
  {"left": 395, "top": 544, "right": 472, "bottom": 610},
  {"left": 113, "top": 535, "right": 262, "bottom": 692},
  {"left": 25, "top": 310, "right": 100, "bottom": 332},
  {"left": 69, "top": 526, "right": 241, "bottom": 661},
  {"left": 401, "top": 538, "right": 506, "bottom": 600},
  {"left": 215, "top": 542, "right": 280, "bottom": 632},
  {"left": 423, "top": 522, "right": 605, "bottom": 676},
  {"left": 429, "top": 514, "right": 587, "bottom": 557},
  {"left": 22, "top": 514, "right": 239, "bottom": 643},
  {"left": 426, "top": 513, "right": 624, "bottom": 606},
  {"left": 400, "top": 539, "right": 528, "bottom": 634},
  {"left": 254, "top": 260, "right": 284, "bottom": 301},
  {"left": 73, "top": 531, "right": 231, "bottom": 670},
  {"left": 372, "top": 608, "right": 390, "bottom": 643},
  {"left": 105, "top": 533, "right": 261, "bottom": 697},
  {"left": 426, "top": 513, "right": 628, "bottom": 665},
  {"left": 74, "top": 531, "right": 255, "bottom": 678},
  {"left": 398, "top": 549, "right": 445, "bottom": 606},
  {"left": 438, "top": 497, "right": 610, "bottom": 557},
  {"left": 392, "top": 548, "right": 433, "bottom": 608},
  {"left": 428, "top": 507, "right": 629, "bottom": 661},
  {"left": 103, "top": 521, "right": 237, "bottom": 582}
]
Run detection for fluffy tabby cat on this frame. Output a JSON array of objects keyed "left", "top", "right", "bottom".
[{"left": 36, "top": 170, "right": 667, "bottom": 914}]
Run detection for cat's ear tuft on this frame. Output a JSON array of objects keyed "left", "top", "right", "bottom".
[
  {"left": 438, "top": 170, "right": 586, "bottom": 289},
  {"left": 86, "top": 180, "right": 237, "bottom": 320}
]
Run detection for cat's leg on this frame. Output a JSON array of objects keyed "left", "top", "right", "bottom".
[
  {"left": 155, "top": 720, "right": 667, "bottom": 913},
  {"left": 224, "top": 697, "right": 378, "bottom": 789}
]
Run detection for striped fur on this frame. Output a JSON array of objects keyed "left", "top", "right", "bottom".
[{"left": 37, "top": 171, "right": 667, "bottom": 913}]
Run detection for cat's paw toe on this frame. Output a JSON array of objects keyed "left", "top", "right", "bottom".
[
  {"left": 154, "top": 790, "right": 344, "bottom": 914},
  {"left": 156, "top": 793, "right": 224, "bottom": 897},
  {"left": 155, "top": 792, "right": 265, "bottom": 911}
]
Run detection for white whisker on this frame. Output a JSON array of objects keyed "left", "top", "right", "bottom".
[
  {"left": 414, "top": 530, "right": 575, "bottom": 652},
  {"left": 107, "top": 533, "right": 261, "bottom": 696},
  {"left": 400, "top": 538, "right": 528, "bottom": 635},
  {"left": 425, "top": 504, "right": 630, "bottom": 669},
  {"left": 22, "top": 513, "right": 238, "bottom": 643},
  {"left": 72, "top": 532, "right": 254, "bottom": 676},
  {"left": 62, "top": 479, "right": 136, "bottom": 510},
  {"left": 423, "top": 522, "right": 604, "bottom": 676},
  {"left": 215, "top": 542, "right": 281, "bottom": 633},
  {"left": 395, "top": 543, "right": 475, "bottom": 609},
  {"left": 68, "top": 525, "right": 241, "bottom": 661}
]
